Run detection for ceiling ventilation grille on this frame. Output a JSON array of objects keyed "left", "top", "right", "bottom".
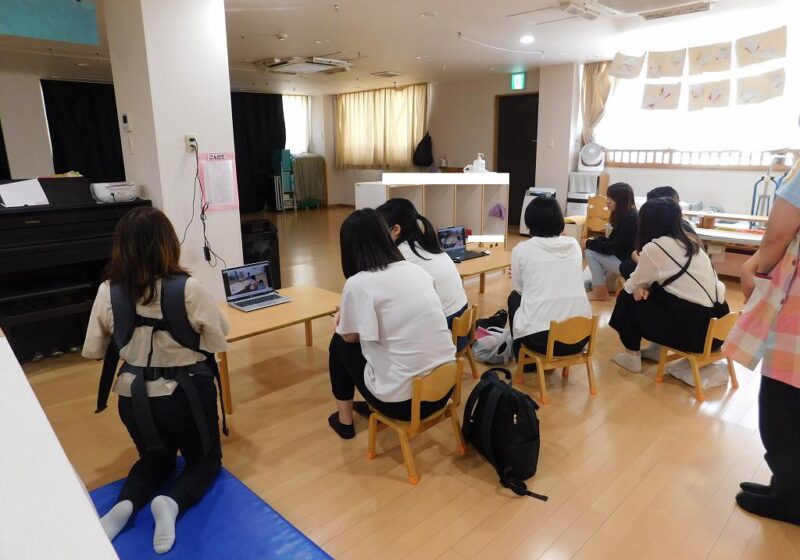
[
  {"left": 640, "top": 1, "right": 711, "bottom": 19},
  {"left": 592, "top": 0, "right": 712, "bottom": 18},
  {"left": 371, "top": 70, "right": 402, "bottom": 78},
  {"left": 256, "top": 56, "right": 352, "bottom": 75}
]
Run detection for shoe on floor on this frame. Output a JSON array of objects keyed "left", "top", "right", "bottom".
[
  {"left": 613, "top": 352, "right": 642, "bottom": 373},
  {"left": 740, "top": 481, "right": 771, "bottom": 495},
  {"left": 641, "top": 344, "right": 662, "bottom": 362},
  {"left": 736, "top": 491, "right": 800, "bottom": 526},
  {"left": 353, "top": 401, "right": 372, "bottom": 419},
  {"left": 328, "top": 412, "right": 355, "bottom": 439}
]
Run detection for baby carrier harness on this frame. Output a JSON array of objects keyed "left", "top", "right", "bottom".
[{"left": 96, "top": 275, "right": 228, "bottom": 454}]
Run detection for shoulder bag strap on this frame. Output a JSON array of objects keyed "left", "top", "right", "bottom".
[
  {"left": 461, "top": 377, "right": 494, "bottom": 441},
  {"left": 653, "top": 241, "right": 693, "bottom": 288},
  {"left": 653, "top": 242, "right": 718, "bottom": 304}
]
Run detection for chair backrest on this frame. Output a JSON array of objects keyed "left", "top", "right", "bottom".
[
  {"left": 451, "top": 305, "right": 477, "bottom": 344},
  {"left": 585, "top": 195, "right": 610, "bottom": 234},
  {"left": 409, "top": 358, "right": 463, "bottom": 433},
  {"left": 702, "top": 311, "right": 741, "bottom": 357},
  {"left": 545, "top": 316, "right": 598, "bottom": 360}
]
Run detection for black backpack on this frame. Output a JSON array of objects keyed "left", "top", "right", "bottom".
[
  {"left": 462, "top": 368, "right": 547, "bottom": 500},
  {"left": 412, "top": 132, "right": 434, "bottom": 167}
]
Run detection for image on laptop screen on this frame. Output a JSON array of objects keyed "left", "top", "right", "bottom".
[
  {"left": 222, "top": 262, "right": 272, "bottom": 300},
  {"left": 437, "top": 227, "right": 466, "bottom": 252}
]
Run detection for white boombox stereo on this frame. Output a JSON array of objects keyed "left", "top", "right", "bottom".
[{"left": 90, "top": 182, "right": 140, "bottom": 203}]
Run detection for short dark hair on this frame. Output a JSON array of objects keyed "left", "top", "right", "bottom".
[
  {"left": 525, "top": 197, "right": 564, "bottom": 237},
  {"left": 339, "top": 209, "right": 404, "bottom": 278},
  {"left": 647, "top": 186, "right": 680, "bottom": 202},
  {"left": 637, "top": 197, "right": 701, "bottom": 257}
]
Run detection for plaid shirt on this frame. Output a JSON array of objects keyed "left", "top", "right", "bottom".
[{"left": 724, "top": 161, "right": 800, "bottom": 387}]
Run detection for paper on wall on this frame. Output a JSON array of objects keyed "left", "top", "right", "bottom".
[
  {"left": 738, "top": 68, "right": 785, "bottom": 105},
  {"left": 609, "top": 53, "right": 644, "bottom": 79},
  {"left": 688, "top": 79, "right": 730, "bottom": 111},
  {"left": 647, "top": 49, "right": 686, "bottom": 78},
  {"left": 737, "top": 26, "right": 786, "bottom": 67},
  {"left": 0, "top": 179, "right": 49, "bottom": 207},
  {"left": 642, "top": 83, "right": 681, "bottom": 110},
  {"left": 199, "top": 153, "right": 239, "bottom": 212},
  {"left": 689, "top": 42, "right": 732, "bottom": 74}
]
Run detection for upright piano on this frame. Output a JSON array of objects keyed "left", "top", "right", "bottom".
[{"left": 0, "top": 177, "right": 150, "bottom": 363}]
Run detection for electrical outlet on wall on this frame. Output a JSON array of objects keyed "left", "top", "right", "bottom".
[{"left": 185, "top": 134, "right": 198, "bottom": 153}]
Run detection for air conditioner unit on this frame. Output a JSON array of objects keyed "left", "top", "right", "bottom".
[
  {"left": 641, "top": 1, "right": 711, "bottom": 19},
  {"left": 593, "top": 0, "right": 712, "bottom": 18},
  {"left": 257, "top": 57, "right": 352, "bottom": 75},
  {"left": 559, "top": 2, "right": 603, "bottom": 20}
]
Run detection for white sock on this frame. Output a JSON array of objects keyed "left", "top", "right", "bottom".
[
  {"left": 614, "top": 352, "right": 642, "bottom": 373},
  {"left": 641, "top": 343, "right": 662, "bottom": 362},
  {"left": 100, "top": 500, "right": 133, "bottom": 541},
  {"left": 151, "top": 495, "right": 179, "bottom": 554}
]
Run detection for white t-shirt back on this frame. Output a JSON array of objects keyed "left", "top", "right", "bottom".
[
  {"left": 336, "top": 261, "right": 457, "bottom": 402},
  {"left": 397, "top": 241, "right": 468, "bottom": 317}
]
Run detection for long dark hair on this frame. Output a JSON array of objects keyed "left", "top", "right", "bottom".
[
  {"left": 376, "top": 198, "right": 442, "bottom": 259},
  {"left": 340, "top": 208, "right": 404, "bottom": 278},
  {"left": 607, "top": 182, "right": 637, "bottom": 227},
  {"left": 104, "top": 206, "right": 189, "bottom": 305},
  {"left": 637, "top": 197, "right": 701, "bottom": 257}
]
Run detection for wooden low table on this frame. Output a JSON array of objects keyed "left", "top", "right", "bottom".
[
  {"left": 217, "top": 285, "right": 340, "bottom": 413},
  {"left": 456, "top": 250, "right": 512, "bottom": 294}
]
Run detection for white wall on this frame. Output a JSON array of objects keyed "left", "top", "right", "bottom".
[
  {"left": 0, "top": 74, "right": 54, "bottom": 178},
  {"left": 535, "top": 64, "right": 581, "bottom": 205},
  {"left": 428, "top": 71, "right": 540, "bottom": 169},
  {"left": 607, "top": 167, "right": 767, "bottom": 214}
]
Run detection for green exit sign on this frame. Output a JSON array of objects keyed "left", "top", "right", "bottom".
[{"left": 511, "top": 72, "right": 526, "bottom": 90}]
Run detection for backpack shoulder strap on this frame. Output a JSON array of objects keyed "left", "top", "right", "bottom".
[
  {"left": 461, "top": 376, "right": 495, "bottom": 442},
  {"left": 160, "top": 276, "right": 201, "bottom": 351}
]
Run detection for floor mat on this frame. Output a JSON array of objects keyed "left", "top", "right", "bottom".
[{"left": 90, "top": 463, "right": 332, "bottom": 560}]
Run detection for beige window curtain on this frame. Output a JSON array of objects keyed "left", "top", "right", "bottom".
[
  {"left": 335, "top": 83, "right": 427, "bottom": 169},
  {"left": 581, "top": 61, "right": 615, "bottom": 146}
]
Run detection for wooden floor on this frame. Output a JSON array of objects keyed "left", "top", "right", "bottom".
[{"left": 26, "top": 207, "right": 800, "bottom": 559}]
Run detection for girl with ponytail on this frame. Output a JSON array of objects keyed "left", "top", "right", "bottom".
[{"left": 377, "top": 198, "right": 468, "bottom": 327}]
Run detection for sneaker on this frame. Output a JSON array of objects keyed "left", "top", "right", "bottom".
[
  {"left": 613, "top": 352, "right": 642, "bottom": 373},
  {"left": 641, "top": 344, "right": 662, "bottom": 362}
]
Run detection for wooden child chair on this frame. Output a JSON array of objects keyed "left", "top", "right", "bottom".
[
  {"left": 582, "top": 195, "right": 610, "bottom": 241},
  {"left": 451, "top": 305, "right": 479, "bottom": 378},
  {"left": 515, "top": 316, "right": 599, "bottom": 405},
  {"left": 655, "top": 311, "right": 741, "bottom": 402},
  {"left": 367, "top": 358, "right": 465, "bottom": 485}
]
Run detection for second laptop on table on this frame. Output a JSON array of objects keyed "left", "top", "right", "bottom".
[
  {"left": 221, "top": 261, "right": 291, "bottom": 312},
  {"left": 437, "top": 226, "right": 488, "bottom": 263}
]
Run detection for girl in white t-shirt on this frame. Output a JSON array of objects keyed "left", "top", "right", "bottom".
[
  {"left": 328, "top": 209, "right": 456, "bottom": 439},
  {"left": 377, "top": 198, "right": 469, "bottom": 331}
]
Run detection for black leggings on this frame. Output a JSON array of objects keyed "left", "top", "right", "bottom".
[
  {"left": 328, "top": 334, "right": 451, "bottom": 422},
  {"left": 116, "top": 376, "right": 222, "bottom": 512},
  {"left": 507, "top": 291, "right": 589, "bottom": 358},
  {"left": 759, "top": 376, "right": 800, "bottom": 513}
]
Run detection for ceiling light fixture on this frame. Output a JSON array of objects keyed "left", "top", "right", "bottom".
[
  {"left": 419, "top": 11, "right": 437, "bottom": 18},
  {"left": 520, "top": 35, "right": 535, "bottom": 44},
  {"left": 315, "top": 39, "right": 330, "bottom": 45},
  {"left": 76, "top": 62, "right": 90, "bottom": 67},
  {"left": 415, "top": 55, "right": 429, "bottom": 60},
  {"left": 276, "top": 33, "right": 288, "bottom": 41}
]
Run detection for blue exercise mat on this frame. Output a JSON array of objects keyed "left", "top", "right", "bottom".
[{"left": 90, "top": 462, "right": 331, "bottom": 560}]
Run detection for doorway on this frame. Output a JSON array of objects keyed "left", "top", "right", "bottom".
[{"left": 495, "top": 93, "right": 538, "bottom": 226}]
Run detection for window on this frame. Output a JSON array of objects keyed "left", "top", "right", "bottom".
[
  {"left": 594, "top": 18, "right": 800, "bottom": 157},
  {"left": 282, "top": 95, "right": 309, "bottom": 155},
  {"left": 334, "top": 83, "right": 427, "bottom": 169}
]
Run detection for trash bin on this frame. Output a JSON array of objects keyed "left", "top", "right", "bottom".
[{"left": 241, "top": 219, "right": 281, "bottom": 288}]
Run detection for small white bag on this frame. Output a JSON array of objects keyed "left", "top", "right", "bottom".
[{"left": 473, "top": 327, "right": 514, "bottom": 365}]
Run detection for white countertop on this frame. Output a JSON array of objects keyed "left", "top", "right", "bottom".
[
  {"left": 381, "top": 172, "right": 509, "bottom": 185},
  {"left": 695, "top": 227, "right": 763, "bottom": 246},
  {"left": 0, "top": 336, "right": 118, "bottom": 560}
]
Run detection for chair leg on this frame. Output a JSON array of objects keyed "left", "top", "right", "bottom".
[
  {"left": 689, "top": 357, "right": 705, "bottom": 402},
  {"left": 562, "top": 367, "right": 570, "bottom": 378},
  {"left": 535, "top": 356, "right": 549, "bottom": 405},
  {"left": 515, "top": 349, "right": 526, "bottom": 385},
  {"left": 396, "top": 429, "right": 419, "bottom": 485},
  {"left": 586, "top": 358, "right": 597, "bottom": 396},
  {"left": 448, "top": 409, "right": 467, "bottom": 455},
  {"left": 367, "top": 414, "right": 378, "bottom": 460},
  {"left": 726, "top": 358, "right": 739, "bottom": 389},
  {"left": 655, "top": 346, "right": 669, "bottom": 383},
  {"left": 466, "top": 347, "right": 480, "bottom": 380}
]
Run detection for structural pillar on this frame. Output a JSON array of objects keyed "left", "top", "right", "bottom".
[{"left": 105, "top": 0, "right": 243, "bottom": 297}]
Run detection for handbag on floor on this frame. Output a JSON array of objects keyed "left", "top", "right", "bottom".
[
  {"left": 462, "top": 368, "right": 547, "bottom": 501},
  {"left": 476, "top": 309, "right": 508, "bottom": 330},
  {"left": 472, "top": 327, "right": 513, "bottom": 365}
]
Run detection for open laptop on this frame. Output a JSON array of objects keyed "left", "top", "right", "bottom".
[
  {"left": 222, "top": 261, "right": 291, "bottom": 312},
  {"left": 437, "top": 226, "right": 487, "bottom": 263}
]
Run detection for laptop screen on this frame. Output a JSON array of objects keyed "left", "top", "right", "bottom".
[
  {"left": 437, "top": 227, "right": 467, "bottom": 252},
  {"left": 221, "top": 261, "right": 273, "bottom": 301}
]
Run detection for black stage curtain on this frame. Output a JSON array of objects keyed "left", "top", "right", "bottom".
[
  {"left": 40, "top": 80, "right": 125, "bottom": 183},
  {"left": 0, "top": 119, "right": 9, "bottom": 180},
  {"left": 230, "top": 92, "right": 286, "bottom": 213}
]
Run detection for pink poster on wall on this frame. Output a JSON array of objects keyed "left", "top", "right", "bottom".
[{"left": 199, "top": 152, "right": 239, "bottom": 212}]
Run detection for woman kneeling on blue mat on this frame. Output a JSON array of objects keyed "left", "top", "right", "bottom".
[{"left": 83, "top": 207, "right": 229, "bottom": 554}]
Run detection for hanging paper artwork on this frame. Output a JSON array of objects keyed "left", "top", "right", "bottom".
[
  {"left": 688, "top": 80, "right": 730, "bottom": 111},
  {"left": 736, "top": 26, "right": 787, "bottom": 67},
  {"left": 609, "top": 53, "right": 644, "bottom": 79},
  {"left": 738, "top": 69, "right": 785, "bottom": 105},
  {"left": 642, "top": 83, "right": 681, "bottom": 110},
  {"left": 688, "top": 42, "right": 732, "bottom": 75},
  {"left": 646, "top": 49, "right": 686, "bottom": 78}
]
